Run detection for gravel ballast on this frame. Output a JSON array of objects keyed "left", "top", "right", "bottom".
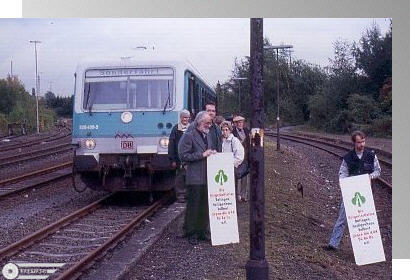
[{"left": 126, "top": 138, "right": 391, "bottom": 280}]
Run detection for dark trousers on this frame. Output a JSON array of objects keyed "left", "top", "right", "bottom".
[
  {"left": 183, "top": 184, "right": 209, "bottom": 237},
  {"left": 175, "top": 167, "right": 186, "bottom": 200}
]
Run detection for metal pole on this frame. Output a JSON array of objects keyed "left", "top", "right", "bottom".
[
  {"left": 263, "top": 44, "right": 292, "bottom": 151},
  {"left": 30, "top": 40, "right": 41, "bottom": 134},
  {"left": 239, "top": 80, "right": 242, "bottom": 112},
  {"left": 276, "top": 49, "right": 280, "bottom": 150},
  {"left": 246, "top": 18, "right": 269, "bottom": 280}
]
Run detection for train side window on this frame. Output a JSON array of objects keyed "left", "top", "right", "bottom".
[
  {"left": 201, "top": 87, "right": 205, "bottom": 109},
  {"left": 188, "top": 76, "right": 194, "bottom": 114},
  {"left": 193, "top": 83, "right": 200, "bottom": 113}
]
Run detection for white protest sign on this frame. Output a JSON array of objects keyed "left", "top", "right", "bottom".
[
  {"left": 207, "top": 152, "right": 239, "bottom": 246},
  {"left": 340, "top": 174, "right": 385, "bottom": 265}
]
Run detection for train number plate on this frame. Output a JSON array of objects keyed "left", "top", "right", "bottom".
[{"left": 121, "top": 141, "right": 134, "bottom": 150}]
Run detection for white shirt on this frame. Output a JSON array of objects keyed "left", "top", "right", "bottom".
[
  {"left": 338, "top": 152, "right": 381, "bottom": 180},
  {"left": 221, "top": 134, "right": 244, "bottom": 168}
]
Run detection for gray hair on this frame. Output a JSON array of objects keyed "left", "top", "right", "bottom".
[
  {"left": 193, "top": 111, "right": 209, "bottom": 128},
  {"left": 180, "top": 109, "right": 190, "bottom": 118},
  {"left": 220, "top": 121, "right": 233, "bottom": 131}
]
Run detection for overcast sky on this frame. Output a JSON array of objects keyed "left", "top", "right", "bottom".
[{"left": 0, "top": 18, "right": 390, "bottom": 97}]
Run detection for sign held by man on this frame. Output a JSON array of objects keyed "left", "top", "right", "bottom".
[
  {"left": 207, "top": 152, "right": 239, "bottom": 246},
  {"left": 340, "top": 174, "right": 385, "bottom": 265}
]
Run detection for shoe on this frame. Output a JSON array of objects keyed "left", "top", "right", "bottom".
[
  {"left": 177, "top": 233, "right": 188, "bottom": 239},
  {"left": 237, "top": 195, "right": 242, "bottom": 201},
  {"left": 241, "top": 197, "right": 248, "bottom": 202},
  {"left": 323, "top": 245, "right": 337, "bottom": 251},
  {"left": 198, "top": 232, "right": 211, "bottom": 241},
  {"left": 188, "top": 236, "right": 199, "bottom": 245}
]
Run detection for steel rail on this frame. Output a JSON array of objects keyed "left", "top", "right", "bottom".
[
  {"left": 55, "top": 193, "right": 171, "bottom": 280},
  {"left": 0, "top": 194, "right": 113, "bottom": 262},
  {"left": 276, "top": 132, "right": 392, "bottom": 167},
  {"left": 266, "top": 132, "right": 392, "bottom": 189},
  {"left": 0, "top": 168, "right": 72, "bottom": 199},
  {"left": 0, "top": 144, "right": 72, "bottom": 168},
  {"left": 0, "top": 161, "right": 72, "bottom": 187},
  {"left": 0, "top": 192, "right": 170, "bottom": 280},
  {"left": 0, "top": 132, "right": 71, "bottom": 153},
  {"left": 285, "top": 131, "right": 392, "bottom": 159}
]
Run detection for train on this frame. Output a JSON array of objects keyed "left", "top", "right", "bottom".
[{"left": 71, "top": 54, "right": 216, "bottom": 192}]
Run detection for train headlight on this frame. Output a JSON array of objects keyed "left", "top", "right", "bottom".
[
  {"left": 159, "top": 137, "right": 169, "bottom": 149},
  {"left": 121, "top": 111, "right": 133, "bottom": 123},
  {"left": 85, "top": 138, "right": 96, "bottom": 150}
]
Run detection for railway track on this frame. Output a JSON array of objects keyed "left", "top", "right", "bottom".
[
  {"left": 0, "top": 131, "right": 71, "bottom": 153},
  {"left": 0, "top": 143, "right": 72, "bottom": 168},
  {"left": 276, "top": 132, "right": 391, "bottom": 167},
  {"left": 0, "top": 192, "right": 171, "bottom": 280},
  {"left": 0, "top": 162, "right": 72, "bottom": 199},
  {"left": 266, "top": 131, "right": 392, "bottom": 189},
  {"left": 291, "top": 131, "right": 392, "bottom": 159}
]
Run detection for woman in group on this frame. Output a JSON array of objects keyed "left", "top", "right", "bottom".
[{"left": 220, "top": 121, "right": 245, "bottom": 201}]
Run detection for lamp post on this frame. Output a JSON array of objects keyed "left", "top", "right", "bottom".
[
  {"left": 232, "top": 77, "right": 247, "bottom": 113},
  {"left": 30, "top": 40, "right": 41, "bottom": 134},
  {"left": 264, "top": 44, "right": 293, "bottom": 150}
]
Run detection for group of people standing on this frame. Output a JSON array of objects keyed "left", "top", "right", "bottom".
[{"left": 167, "top": 102, "right": 250, "bottom": 244}]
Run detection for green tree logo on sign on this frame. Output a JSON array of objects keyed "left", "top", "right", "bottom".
[
  {"left": 352, "top": 192, "right": 366, "bottom": 207},
  {"left": 215, "top": 170, "right": 228, "bottom": 186}
]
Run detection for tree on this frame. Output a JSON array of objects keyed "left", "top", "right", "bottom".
[
  {"left": 328, "top": 39, "right": 355, "bottom": 75},
  {"left": 0, "top": 76, "right": 26, "bottom": 115},
  {"left": 45, "top": 91, "right": 56, "bottom": 108},
  {"left": 353, "top": 22, "right": 392, "bottom": 93}
]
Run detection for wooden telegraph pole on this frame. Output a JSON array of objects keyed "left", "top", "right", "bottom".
[{"left": 246, "top": 18, "right": 269, "bottom": 280}]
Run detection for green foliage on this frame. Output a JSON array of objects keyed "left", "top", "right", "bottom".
[
  {"left": 44, "top": 91, "right": 73, "bottom": 118},
  {"left": 0, "top": 113, "right": 7, "bottom": 133},
  {"left": 0, "top": 76, "right": 58, "bottom": 133},
  {"left": 367, "top": 117, "right": 392, "bottom": 137},
  {"left": 347, "top": 94, "right": 380, "bottom": 124},
  {"left": 353, "top": 22, "right": 392, "bottom": 94},
  {"left": 0, "top": 76, "right": 25, "bottom": 115},
  {"left": 327, "top": 110, "right": 352, "bottom": 133}
]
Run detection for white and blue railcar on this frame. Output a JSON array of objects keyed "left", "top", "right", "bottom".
[{"left": 72, "top": 56, "right": 216, "bottom": 191}]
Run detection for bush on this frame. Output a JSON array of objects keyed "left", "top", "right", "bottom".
[
  {"left": 367, "top": 117, "right": 392, "bottom": 137},
  {"left": 326, "top": 110, "right": 352, "bottom": 133},
  {"left": 347, "top": 94, "right": 380, "bottom": 124},
  {"left": 0, "top": 113, "right": 7, "bottom": 134}
]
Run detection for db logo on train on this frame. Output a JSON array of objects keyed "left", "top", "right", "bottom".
[{"left": 121, "top": 141, "right": 134, "bottom": 150}]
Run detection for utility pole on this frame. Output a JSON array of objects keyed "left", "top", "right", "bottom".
[
  {"left": 30, "top": 40, "right": 41, "bottom": 134},
  {"left": 264, "top": 44, "right": 293, "bottom": 150},
  {"left": 10, "top": 60, "right": 13, "bottom": 76},
  {"left": 246, "top": 18, "right": 269, "bottom": 280}
]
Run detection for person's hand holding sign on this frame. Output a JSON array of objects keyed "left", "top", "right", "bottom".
[{"left": 203, "top": 149, "right": 217, "bottom": 157}]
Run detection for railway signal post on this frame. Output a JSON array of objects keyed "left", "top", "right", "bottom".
[{"left": 246, "top": 18, "right": 269, "bottom": 280}]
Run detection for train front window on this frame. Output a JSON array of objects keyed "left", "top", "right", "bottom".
[{"left": 83, "top": 67, "right": 174, "bottom": 111}]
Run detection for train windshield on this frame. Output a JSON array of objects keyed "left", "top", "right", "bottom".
[{"left": 83, "top": 67, "right": 174, "bottom": 111}]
